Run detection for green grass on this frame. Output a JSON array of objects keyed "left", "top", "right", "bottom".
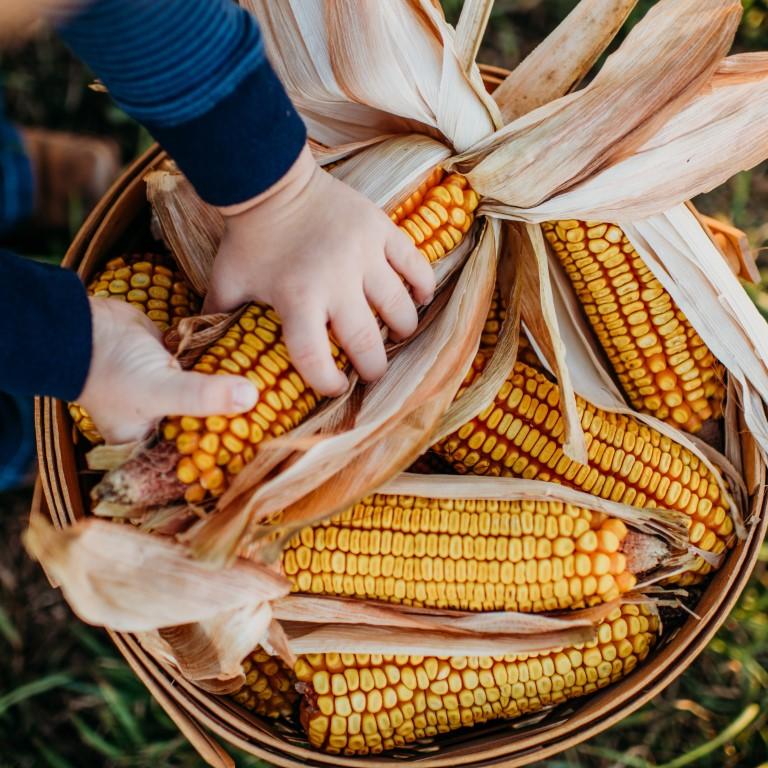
[{"left": 2, "top": 2, "right": 768, "bottom": 767}]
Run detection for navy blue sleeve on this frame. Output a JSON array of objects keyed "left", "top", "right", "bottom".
[
  {"left": 0, "top": 251, "right": 91, "bottom": 400},
  {"left": 57, "top": 0, "right": 307, "bottom": 207}
]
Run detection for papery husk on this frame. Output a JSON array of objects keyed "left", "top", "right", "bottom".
[
  {"left": 697, "top": 210, "right": 758, "bottom": 283},
  {"left": 329, "top": 133, "right": 452, "bottom": 210},
  {"left": 141, "top": 603, "right": 274, "bottom": 694},
  {"left": 244, "top": 0, "right": 497, "bottom": 152},
  {"left": 380, "top": 473, "right": 690, "bottom": 556},
  {"left": 22, "top": 514, "right": 289, "bottom": 631},
  {"left": 270, "top": 593, "right": 627, "bottom": 656},
  {"left": 453, "top": 0, "right": 494, "bottom": 74},
  {"left": 187, "top": 221, "right": 499, "bottom": 565},
  {"left": 145, "top": 167, "right": 223, "bottom": 296},
  {"left": 165, "top": 309, "right": 246, "bottom": 369},
  {"left": 430, "top": 226, "right": 522, "bottom": 441},
  {"left": 508, "top": 56, "right": 768, "bottom": 223},
  {"left": 493, "top": 0, "right": 638, "bottom": 122},
  {"left": 624, "top": 207, "right": 768, "bottom": 460},
  {"left": 86, "top": 436, "right": 150, "bottom": 472},
  {"left": 458, "top": 0, "right": 741, "bottom": 207}
]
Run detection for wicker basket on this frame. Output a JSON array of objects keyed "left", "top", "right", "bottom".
[{"left": 32, "top": 67, "right": 768, "bottom": 768}]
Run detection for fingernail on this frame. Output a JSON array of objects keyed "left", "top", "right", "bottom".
[{"left": 233, "top": 381, "right": 259, "bottom": 410}]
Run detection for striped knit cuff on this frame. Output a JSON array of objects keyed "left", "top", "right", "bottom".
[{"left": 146, "top": 60, "right": 307, "bottom": 207}]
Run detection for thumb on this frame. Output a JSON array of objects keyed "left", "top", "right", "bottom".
[{"left": 148, "top": 368, "right": 259, "bottom": 420}]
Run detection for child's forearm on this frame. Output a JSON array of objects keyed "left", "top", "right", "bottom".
[{"left": 57, "top": 0, "right": 307, "bottom": 207}]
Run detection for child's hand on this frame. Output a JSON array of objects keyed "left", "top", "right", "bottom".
[
  {"left": 78, "top": 298, "right": 258, "bottom": 444},
  {"left": 203, "top": 145, "right": 436, "bottom": 396}
]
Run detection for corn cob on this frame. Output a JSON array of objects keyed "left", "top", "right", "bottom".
[
  {"left": 391, "top": 169, "right": 479, "bottom": 263},
  {"left": 232, "top": 649, "right": 299, "bottom": 719},
  {"left": 161, "top": 304, "right": 345, "bottom": 503},
  {"left": 433, "top": 356, "right": 733, "bottom": 584},
  {"left": 480, "top": 287, "right": 541, "bottom": 368},
  {"left": 282, "top": 495, "right": 671, "bottom": 612},
  {"left": 96, "top": 172, "right": 479, "bottom": 507},
  {"left": 68, "top": 254, "right": 200, "bottom": 444},
  {"left": 543, "top": 220, "right": 725, "bottom": 433},
  {"left": 290, "top": 604, "right": 659, "bottom": 755}
]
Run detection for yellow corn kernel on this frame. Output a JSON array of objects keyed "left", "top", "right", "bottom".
[
  {"left": 282, "top": 495, "right": 648, "bottom": 612},
  {"left": 232, "top": 648, "right": 299, "bottom": 719},
  {"left": 390, "top": 168, "right": 479, "bottom": 263},
  {"left": 542, "top": 220, "right": 725, "bottom": 433}
]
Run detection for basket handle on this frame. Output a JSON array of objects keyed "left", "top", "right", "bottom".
[{"left": 109, "top": 631, "right": 234, "bottom": 768}]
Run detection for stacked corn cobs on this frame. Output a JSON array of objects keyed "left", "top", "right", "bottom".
[
  {"left": 82, "top": 176, "right": 732, "bottom": 755},
  {"left": 221, "top": 210, "right": 732, "bottom": 753}
]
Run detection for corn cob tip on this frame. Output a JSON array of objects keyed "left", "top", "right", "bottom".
[
  {"left": 622, "top": 532, "right": 672, "bottom": 578},
  {"left": 92, "top": 441, "right": 185, "bottom": 507}
]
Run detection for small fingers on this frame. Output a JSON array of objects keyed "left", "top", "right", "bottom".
[
  {"left": 385, "top": 226, "right": 435, "bottom": 305},
  {"left": 330, "top": 298, "right": 387, "bottom": 382},
  {"left": 280, "top": 302, "right": 348, "bottom": 396},
  {"left": 364, "top": 266, "right": 418, "bottom": 341},
  {"left": 150, "top": 369, "right": 259, "bottom": 418}
]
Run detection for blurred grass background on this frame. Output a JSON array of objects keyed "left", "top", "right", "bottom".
[{"left": 2, "top": 1, "right": 768, "bottom": 766}]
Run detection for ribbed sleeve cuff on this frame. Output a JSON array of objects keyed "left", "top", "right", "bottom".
[
  {"left": 146, "top": 60, "right": 307, "bottom": 207},
  {"left": 0, "top": 251, "right": 92, "bottom": 400}
]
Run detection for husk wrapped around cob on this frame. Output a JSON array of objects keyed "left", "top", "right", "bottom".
[
  {"left": 233, "top": 603, "right": 661, "bottom": 755},
  {"left": 26, "top": 1, "right": 768, "bottom": 761}
]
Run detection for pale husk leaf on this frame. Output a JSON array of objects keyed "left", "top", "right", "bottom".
[
  {"left": 140, "top": 602, "right": 273, "bottom": 693},
  {"left": 329, "top": 133, "right": 452, "bottom": 210},
  {"left": 525, "top": 223, "right": 587, "bottom": 463},
  {"left": 86, "top": 437, "right": 149, "bottom": 472},
  {"left": 145, "top": 168, "right": 223, "bottom": 296},
  {"left": 493, "top": 0, "right": 639, "bottom": 122},
  {"left": 380, "top": 473, "right": 690, "bottom": 550},
  {"left": 244, "top": 0, "right": 496, "bottom": 151},
  {"left": 624, "top": 206, "right": 768, "bottom": 460},
  {"left": 459, "top": 0, "right": 741, "bottom": 208},
  {"left": 22, "top": 514, "right": 289, "bottom": 631},
  {"left": 272, "top": 594, "right": 608, "bottom": 635},
  {"left": 507, "top": 56, "right": 768, "bottom": 222},
  {"left": 279, "top": 623, "right": 597, "bottom": 657},
  {"left": 430, "top": 228, "right": 522, "bottom": 441},
  {"left": 453, "top": 0, "right": 494, "bottom": 74}
]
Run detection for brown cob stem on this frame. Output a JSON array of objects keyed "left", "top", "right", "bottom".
[
  {"left": 281, "top": 495, "right": 670, "bottom": 612},
  {"left": 94, "top": 170, "right": 480, "bottom": 507},
  {"left": 542, "top": 220, "right": 725, "bottom": 434},
  {"left": 433, "top": 355, "right": 734, "bottom": 585},
  {"left": 93, "top": 441, "right": 186, "bottom": 508},
  {"left": 274, "top": 603, "right": 659, "bottom": 755}
]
